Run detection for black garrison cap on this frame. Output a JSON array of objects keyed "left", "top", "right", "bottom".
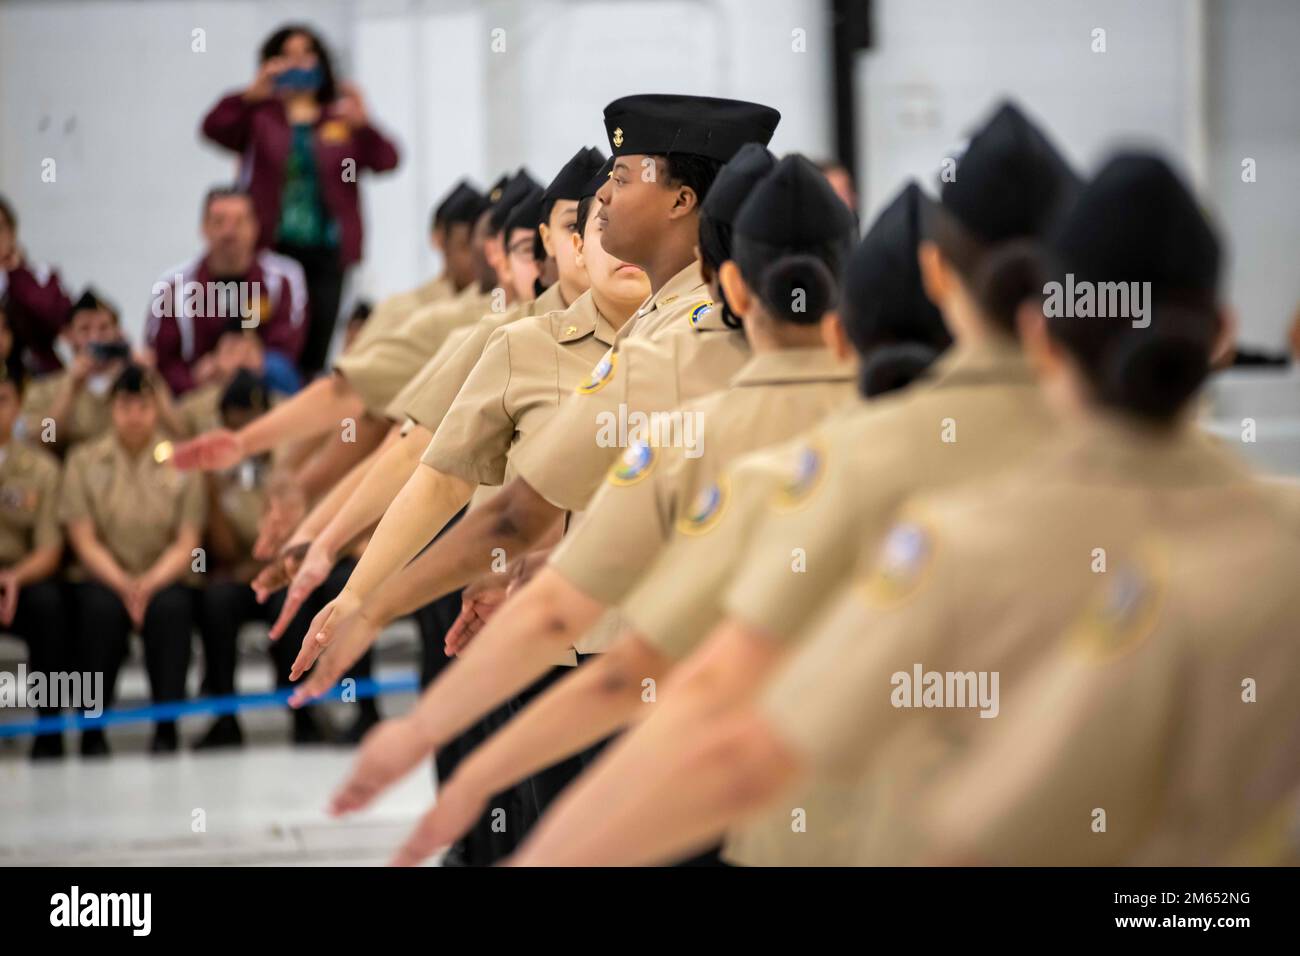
[
  {"left": 845, "top": 181, "right": 949, "bottom": 356},
  {"left": 503, "top": 186, "right": 545, "bottom": 244},
  {"left": 110, "top": 363, "right": 154, "bottom": 397},
  {"left": 543, "top": 147, "right": 607, "bottom": 217},
  {"left": 582, "top": 158, "right": 614, "bottom": 199},
  {"left": 537, "top": 148, "right": 607, "bottom": 257},
  {"left": 489, "top": 168, "right": 543, "bottom": 233},
  {"left": 733, "top": 154, "right": 857, "bottom": 245},
  {"left": 486, "top": 173, "right": 510, "bottom": 205},
  {"left": 702, "top": 143, "right": 777, "bottom": 226},
  {"left": 1049, "top": 152, "right": 1221, "bottom": 298},
  {"left": 940, "top": 100, "right": 1079, "bottom": 243},
  {"left": 433, "top": 180, "right": 487, "bottom": 230},
  {"left": 603, "top": 94, "right": 780, "bottom": 163}
]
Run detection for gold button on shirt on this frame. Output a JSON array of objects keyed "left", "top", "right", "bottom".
[
  {"left": 58, "top": 431, "right": 206, "bottom": 577},
  {"left": 756, "top": 423, "right": 1300, "bottom": 867},
  {"left": 390, "top": 281, "right": 569, "bottom": 428},
  {"left": 335, "top": 282, "right": 493, "bottom": 417},
  {"left": 0, "top": 441, "right": 62, "bottom": 566},
  {"left": 507, "top": 301, "right": 751, "bottom": 515},
  {"left": 419, "top": 289, "right": 620, "bottom": 487},
  {"left": 549, "top": 348, "right": 856, "bottom": 613}
]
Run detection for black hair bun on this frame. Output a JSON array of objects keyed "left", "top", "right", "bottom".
[
  {"left": 1099, "top": 325, "right": 1210, "bottom": 422},
  {"left": 970, "top": 240, "right": 1048, "bottom": 337},
  {"left": 859, "top": 343, "right": 940, "bottom": 398},
  {"left": 760, "top": 254, "right": 837, "bottom": 325}
]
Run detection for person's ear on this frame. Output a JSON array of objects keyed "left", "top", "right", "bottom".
[
  {"left": 1210, "top": 304, "right": 1238, "bottom": 369},
  {"left": 718, "top": 261, "right": 752, "bottom": 318},
  {"left": 1015, "top": 298, "right": 1060, "bottom": 379},
  {"left": 820, "top": 312, "right": 853, "bottom": 360},
  {"left": 669, "top": 181, "right": 699, "bottom": 220},
  {"left": 570, "top": 229, "right": 586, "bottom": 272},
  {"left": 538, "top": 222, "right": 554, "bottom": 259},
  {"left": 918, "top": 240, "right": 951, "bottom": 308}
]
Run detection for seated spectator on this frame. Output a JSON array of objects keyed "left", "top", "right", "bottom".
[
  {"left": 0, "top": 194, "right": 73, "bottom": 376},
  {"left": 193, "top": 370, "right": 368, "bottom": 749},
  {"left": 60, "top": 365, "right": 205, "bottom": 756},
  {"left": 0, "top": 368, "right": 68, "bottom": 760},
  {"left": 146, "top": 187, "right": 307, "bottom": 396}
]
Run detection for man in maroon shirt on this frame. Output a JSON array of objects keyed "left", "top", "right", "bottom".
[
  {"left": 146, "top": 187, "right": 308, "bottom": 396},
  {"left": 0, "top": 195, "right": 73, "bottom": 377}
]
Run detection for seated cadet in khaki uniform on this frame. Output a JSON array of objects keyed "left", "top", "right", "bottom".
[
  {"left": 290, "top": 95, "right": 781, "bottom": 701},
  {"left": 510, "top": 153, "right": 1300, "bottom": 868},
  {"left": 386, "top": 173, "right": 951, "bottom": 863},
  {"left": 503, "top": 102, "right": 1082, "bottom": 866},
  {"left": 0, "top": 369, "right": 69, "bottom": 760},
  {"left": 60, "top": 365, "right": 205, "bottom": 757}
]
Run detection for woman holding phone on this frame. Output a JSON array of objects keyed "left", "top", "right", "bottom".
[{"left": 201, "top": 25, "right": 400, "bottom": 378}]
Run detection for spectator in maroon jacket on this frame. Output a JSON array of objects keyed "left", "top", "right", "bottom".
[
  {"left": 146, "top": 187, "right": 308, "bottom": 397},
  {"left": 0, "top": 195, "right": 74, "bottom": 377},
  {"left": 200, "top": 24, "right": 399, "bottom": 379}
]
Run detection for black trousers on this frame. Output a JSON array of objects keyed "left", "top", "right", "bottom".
[
  {"left": 276, "top": 241, "right": 346, "bottom": 380},
  {"left": 197, "top": 562, "right": 375, "bottom": 701},
  {"left": 10, "top": 578, "right": 71, "bottom": 720},
  {"left": 73, "top": 581, "right": 195, "bottom": 723}
]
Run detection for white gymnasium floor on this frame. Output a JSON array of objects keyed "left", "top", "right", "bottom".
[{"left": 0, "top": 626, "right": 438, "bottom": 867}]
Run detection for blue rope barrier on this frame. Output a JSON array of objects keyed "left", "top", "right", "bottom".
[{"left": 0, "top": 672, "right": 420, "bottom": 738}]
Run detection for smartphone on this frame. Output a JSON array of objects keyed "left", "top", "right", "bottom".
[
  {"left": 274, "top": 66, "right": 322, "bottom": 93},
  {"left": 89, "top": 341, "right": 131, "bottom": 362}
]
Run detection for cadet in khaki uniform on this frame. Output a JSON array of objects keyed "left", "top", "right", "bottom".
[
  {"left": 502, "top": 102, "right": 1081, "bottom": 866},
  {"left": 61, "top": 366, "right": 206, "bottom": 756},
  {"left": 293, "top": 95, "right": 782, "bottom": 693},
  {"left": 0, "top": 369, "right": 69, "bottom": 759}
]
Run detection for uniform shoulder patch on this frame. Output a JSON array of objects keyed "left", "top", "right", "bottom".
[
  {"left": 676, "top": 476, "right": 729, "bottom": 535},
  {"left": 688, "top": 301, "right": 715, "bottom": 328},
  {"left": 577, "top": 351, "right": 617, "bottom": 394},
  {"left": 608, "top": 440, "right": 656, "bottom": 486},
  {"left": 771, "top": 441, "right": 827, "bottom": 511},
  {"left": 1067, "top": 550, "right": 1167, "bottom": 660},
  {"left": 859, "top": 520, "right": 937, "bottom": 608}
]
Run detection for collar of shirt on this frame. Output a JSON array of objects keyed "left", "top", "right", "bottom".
[
  {"left": 729, "top": 347, "right": 855, "bottom": 388},
  {"left": 1040, "top": 414, "right": 1254, "bottom": 490},
  {"left": 532, "top": 281, "right": 568, "bottom": 316},
  {"left": 925, "top": 333, "right": 1035, "bottom": 390},
  {"left": 617, "top": 260, "right": 709, "bottom": 343},
  {"left": 554, "top": 290, "right": 620, "bottom": 348}
]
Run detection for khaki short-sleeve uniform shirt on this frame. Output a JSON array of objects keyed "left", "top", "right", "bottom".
[
  {"left": 751, "top": 425, "right": 1295, "bottom": 866},
  {"left": 59, "top": 432, "right": 206, "bottom": 576},
  {"left": 507, "top": 303, "right": 750, "bottom": 514}
]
